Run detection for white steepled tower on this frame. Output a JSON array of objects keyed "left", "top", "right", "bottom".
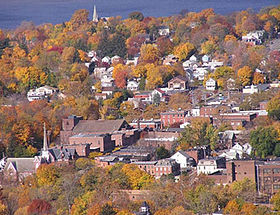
[
  {"left": 41, "top": 122, "right": 50, "bottom": 161},
  {"left": 93, "top": 5, "right": 98, "bottom": 23}
]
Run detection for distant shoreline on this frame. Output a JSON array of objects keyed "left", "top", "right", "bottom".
[{"left": 0, "top": 0, "right": 278, "bottom": 29}]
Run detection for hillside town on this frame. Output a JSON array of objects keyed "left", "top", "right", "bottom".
[{"left": 0, "top": 3, "right": 280, "bottom": 215}]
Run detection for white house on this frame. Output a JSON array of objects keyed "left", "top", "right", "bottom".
[
  {"left": 101, "top": 74, "right": 114, "bottom": 87},
  {"left": 27, "top": 85, "right": 57, "bottom": 102},
  {"left": 205, "top": 78, "right": 216, "bottom": 91},
  {"left": 182, "top": 60, "right": 192, "bottom": 69},
  {"left": 197, "top": 157, "right": 226, "bottom": 175},
  {"left": 87, "top": 50, "right": 97, "bottom": 58},
  {"left": 202, "top": 55, "right": 210, "bottom": 63},
  {"left": 189, "top": 55, "right": 197, "bottom": 62},
  {"left": 193, "top": 67, "right": 208, "bottom": 80},
  {"left": 111, "top": 55, "right": 121, "bottom": 64},
  {"left": 94, "top": 67, "right": 107, "bottom": 79},
  {"left": 127, "top": 80, "right": 139, "bottom": 91},
  {"left": 227, "top": 78, "right": 237, "bottom": 90},
  {"left": 242, "top": 84, "right": 269, "bottom": 94},
  {"left": 102, "top": 56, "right": 111, "bottom": 64},
  {"left": 191, "top": 107, "right": 200, "bottom": 117},
  {"left": 208, "top": 60, "right": 224, "bottom": 70},
  {"left": 171, "top": 150, "right": 195, "bottom": 170},
  {"left": 150, "top": 89, "right": 168, "bottom": 103},
  {"left": 158, "top": 26, "right": 170, "bottom": 36},
  {"left": 219, "top": 143, "right": 252, "bottom": 160},
  {"left": 126, "top": 57, "right": 139, "bottom": 66},
  {"left": 242, "top": 30, "right": 265, "bottom": 45}
]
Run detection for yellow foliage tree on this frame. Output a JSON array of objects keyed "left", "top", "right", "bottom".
[
  {"left": 0, "top": 202, "right": 8, "bottom": 215},
  {"left": 36, "top": 164, "right": 60, "bottom": 187},
  {"left": 154, "top": 209, "right": 171, "bottom": 215},
  {"left": 237, "top": 66, "right": 253, "bottom": 86},
  {"left": 173, "top": 42, "right": 195, "bottom": 61},
  {"left": 121, "top": 164, "right": 154, "bottom": 190},
  {"left": 140, "top": 44, "right": 160, "bottom": 64},
  {"left": 116, "top": 210, "right": 133, "bottom": 215},
  {"left": 224, "top": 199, "right": 241, "bottom": 215},
  {"left": 145, "top": 64, "right": 163, "bottom": 90},
  {"left": 201, "top": 39, "right": 218, "bottom": 55},
  {"left": 240, "top": 202, "right": 256, "bottom": 215},
  {"left": 252, "top": 72, "right": 265, "bottom": 85},
  {"left": 132, "top": 64, "right": 147, "bottom": 78}
]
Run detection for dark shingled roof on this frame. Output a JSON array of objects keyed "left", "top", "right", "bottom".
[
  {"left": 73, "top": 119, "right": 128, "bottom": 134},
  {"left": 48, "top": 148, "right": 76, "bottom": 160}
]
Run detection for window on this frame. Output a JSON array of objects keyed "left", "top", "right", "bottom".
[
  {"left": 264, "top": 185, "right": 271, "bottom": 190},
  {"left": 264, "top": 177, "right": 271, "bottom": 182},
  {"left": 273, "top": 184, "right": 280, "bottom": 190},
  {"left": 264, "top": 169, "right": 272, "bottom": 174},
  {"left": 274, "top": 177, "right": 280, "bottom": 183},
  {"left": 273, "top": 168, "right": 280, "bottom": 174}
]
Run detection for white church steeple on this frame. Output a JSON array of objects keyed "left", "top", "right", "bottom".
[
  {"left": 93, "top": 5, "right": 98, "bottom": 22},
  {"left": 41, "top": 122, "right": 50, "bottom": 161}
]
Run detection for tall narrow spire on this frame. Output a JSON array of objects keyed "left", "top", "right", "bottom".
[
  {"left": 43, "top": 122, "right": 48, "bottom": 151},
  {"left": 93, "top": 5, "right": 98, "bottom": 22}
]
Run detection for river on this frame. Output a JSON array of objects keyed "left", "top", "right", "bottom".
[{"left": 0, "top": 0, "right": 279, "bottom": 29}]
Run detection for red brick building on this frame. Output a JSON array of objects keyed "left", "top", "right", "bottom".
[
  {"left": 212, "top": 113, "right": 256, "bottom": 129},
  {"left": 226, "top": 160, "right": 256, "bottom": 184},
  {"left": 130, "top": 119, "right": 161, "bottom": 130},
  {"left": 69, "top": 133, "right": 114, "bottom": 152},
  {"left": 185, "top": 146, "right": 211, "bottom": 164},
  {"left": 138, "top": 131, "right": 180, "bottom": 150},
  {"left": 62, "top": 144, "right": 90, "bottom": 157},
  {"left": 160, "top": 110, "right": 190, "bottom": 128},
  {"left": 60, "top": 116, "right": 139, "bottom": 153},
  {"left": 133, "top": 158, "right": 180, "bottom": 178},
  {"left": 257, "top": 161, "right": 280, "bottom": 196}
]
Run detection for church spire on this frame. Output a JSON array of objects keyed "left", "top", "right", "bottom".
[
  {"left": 93, "top": 5, "right": 98, "bottom": 22},
  {"left": 43, "top": 122, "right": 48, "bottom": 151}
]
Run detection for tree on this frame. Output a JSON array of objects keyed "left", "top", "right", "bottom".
[
  {"left": 272, "top": 190, "right": 280, "bottom": 211},
  {"left": 126, "top": 35, "right": 145, "bottom": 57},
  {"left": 168, "top": 93, "right": 190, "bottom": 110},
  {"left": 267, "top": 94, "right": 280, "bottom": 120},
  {"left": 230, "top": 178, "right": 256, "bottom": 202},
  {"left": 153, "top": 93, "right": 161, "bottom": 106},
  {"left": 99, "top": 203, "right": 117, "bottom": 215},
  {"left": 237, "top": 66, "right": 253, "bottom": 86},
  {"left": 140, "top": 44, "right": 160, "bottom": 64},
  {"left": 156, "top": 146, "right": 170, "bottom": 159},
  {"left": 121, "top": 164, "right": 154, "bottom": 190},
  {"left": 224, "top": 199, "right": 242, "bottom": 215},
  {"left": 98, "top": 32, "right": 127, "bottom": 58},
  {"left": 145, "top": 64, "right": 163, "bottom": 89},
  {"left": 250, "top": 127, "right": 279, "bottom": 158},
  {"left": 36, "top": 164, "right": 60, "bottom": 187},
  {"left": 128, "top": 12, "right": 144, "bottom": 21},
  {"left": 178, "top": 118, "right": 214, "bottom": 150},
  {"left": 252, "top": 72, "right": 265, "bottom": 85},
  {"left": 0, "top": 202, "right": 8, "bottom": 215},
  {"left": 27, "top": 199, "right": 52, "bottom": 215},
  {"left": 156, "top": 37, "right": 174, "bottom": 56},
  {"left": 112, "top": 64, "right": 131, "bottom": 89},
  {"left": 240, "top": 202, "right": 257, "bottom": 215},
  {"left": 173, "top": 42, "right": 195, "bottom": 61},
  {"left": 69, "top": 9, "right": 90, "bottom": 31},
  {"left": 201, "top": 39, "right": 218, "bottom": 55}
]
